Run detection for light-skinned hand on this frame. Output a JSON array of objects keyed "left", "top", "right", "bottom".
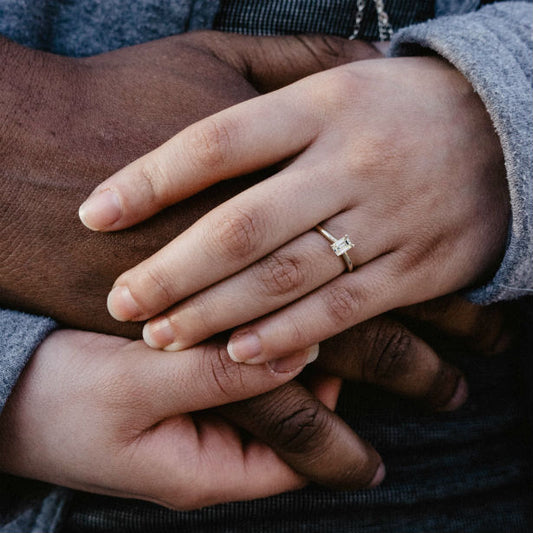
[
  {"left": 79, "top": 57, "right": 509, "bottom": 364},
  {"left": 0, "top": 330, "right": 384, "bottom": 508},
  {"left": 0, "top": 31, "right": 379, "bottom": 337}
]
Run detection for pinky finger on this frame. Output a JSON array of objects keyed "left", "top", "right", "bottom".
[{"left": 226, "top": 255, "right": 410, "bottom": 365}]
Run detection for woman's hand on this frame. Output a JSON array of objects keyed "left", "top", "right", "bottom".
[
  {"left": 79, "top": 56, "right": 509, "bottom": 363},
  {"left": 0, "top": 330, "right": 389, "bottom": 507},
  {"left": 0, "top": 31, "right": 379, "bottom": 338}
]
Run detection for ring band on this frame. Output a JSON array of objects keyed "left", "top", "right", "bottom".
[{"left": 315, "top": 224, "right": 355, "bottom": 273}]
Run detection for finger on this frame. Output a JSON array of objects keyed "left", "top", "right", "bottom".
[
  {"left": 104, "top": 159, "right": 351, "bottom": 322},
  {"left": 131, "top": 373, "right": 343, "bottom": 508},
  {"left": 206, "top": 33, "right": 382, "bottom": 92},
  {"left": 133, "top": 411, "right": 308, "bottom": 509},
  {"left": 109, "top": 339, "right": 320, "bottom": 425},
  {"left": 219, "top": 381, "right": 385, "bottom": 490},
  {"left": 142, "top": 215, "right": 395, "bottom": 350},
  {"left": 397, "top": 295, "right": 516, "bottom": 355},
  {"left": 302, "top": 372, "right": 343, "bottom": 411},
  {"left": 78, "top": 82, "right": 319, "bottom": 232},
  {"left": 317, "top": 316, "right": 468, "bottom": 411},
  {"left": 225, "top": 253, "right": 410, "bottom": 364}
]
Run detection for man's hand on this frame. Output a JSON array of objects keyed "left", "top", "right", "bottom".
[
  {"left": 0, "top": 32, "right": 379, "bottom": 338},
  {"left": 218, "top": 294, "right": 517, "bottom": 487}
]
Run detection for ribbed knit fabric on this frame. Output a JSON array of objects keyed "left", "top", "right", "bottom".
[
  {"left": 0, "top": 310, "right": 56, "bottom": 413},
  {"left": 214, "top": 0, "right": 434, "bottom": 40}
]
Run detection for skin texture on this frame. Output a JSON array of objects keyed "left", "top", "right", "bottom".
[
  {"left": 0, "top": 330, "right": 356, "bottom": 508},
  {"left": 0, "top": 32, "right": 515, "bottom": 506},
  {"left": 0, "top": 32, "right": 379, "bottom": 337},
  {"left": 83, "top": 57, "right": 509, "bottom": 365}
]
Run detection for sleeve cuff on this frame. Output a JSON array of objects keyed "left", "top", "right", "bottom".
[{"left": 0, "top": 309, "right": 57, "bottom": 413}]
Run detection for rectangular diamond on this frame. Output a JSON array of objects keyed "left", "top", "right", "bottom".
[{"left": 331, "top": 235, "right": 354, "bottom": 256}]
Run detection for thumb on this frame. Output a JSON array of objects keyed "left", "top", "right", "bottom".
[{"left": 192, "top": 32, "right": 382, "bottom": 92}]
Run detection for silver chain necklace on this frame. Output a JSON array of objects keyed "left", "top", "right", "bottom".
[{"left": 348, "top": 0, "right": 394, "bottom": 41}]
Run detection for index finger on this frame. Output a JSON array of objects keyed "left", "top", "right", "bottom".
[{"left": 78, "top": 84, "right": 319, "bottom": 232}]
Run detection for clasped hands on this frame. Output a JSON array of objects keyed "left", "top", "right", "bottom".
[{"left": 0, "top": 30, "right": 513, "bottom": 510}]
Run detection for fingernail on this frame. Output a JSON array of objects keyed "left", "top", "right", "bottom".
[
  {"left": 79, "top": 189, "right": 122, "bottom": 230},
  {"left": 368, "top": 463, "right": 386, "bottom": 488},
  {"left": 440, "top": 376, "right": 469, "bottom": 412},
  {"left": 143, "top": 317, "right": 176, "bottom": 349},
  {"left": 268, "top": 344, "right": 320, "bottom": 374},
  {"left": 107, "top": 285, "right": 141, "bottom": 321},
  {"left": 227, "top": 331, "right": 262, "bottom": 363}
]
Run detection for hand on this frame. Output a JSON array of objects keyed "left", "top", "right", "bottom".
[
  {"left": 83, "top": 57, "right": 509, "bottom": 362},
  {"left": 213, "top": 294, "right": 518, "bottom": 485},
  {"left": 1, "top": 296, "right": 513, "bottom": 502},
  {"left": 0, "top": 34, "right": 478, "bottom": 494},
  {"left": 0, "top": 31, "right": 380, "bottom": 338},
  {"left": 0, "top": 329, "right": 384, "bottom": 507}
]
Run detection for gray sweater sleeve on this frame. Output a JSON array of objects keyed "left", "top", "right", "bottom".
[
  {"left": 389, "top": 1, "right": 533, "bottom": 304},
  {"left": 0, "top": 310, "right": 64, "bottom": 533},
  {"left": 0, "top": 309, "right": 57, "bottom": 413}
]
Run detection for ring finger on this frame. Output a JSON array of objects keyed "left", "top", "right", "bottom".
[
  {"left": 224, "top": 250, "right": 428, "bottom": 364},
  {"left": 106, "top": 161, "right": 348, "bottom": 323},
  {"left": 143, "top": 211, "right": 398, "bottom": 352}
]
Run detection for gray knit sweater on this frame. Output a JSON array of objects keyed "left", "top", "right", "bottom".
[{"left": 0, "top": 1, "right": 532, "bottom": 531}]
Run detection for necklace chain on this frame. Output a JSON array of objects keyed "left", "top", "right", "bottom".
[{"left": 348, "top": 0, "right": 394, "bottom": 41}]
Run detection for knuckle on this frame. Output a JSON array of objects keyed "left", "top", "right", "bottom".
[
  {"left": 95, "top": 366, "right": 150, "bottom": 428},
  {"left": 323, "top": 286, "right": 361, "bottom": 328},
  {"left": 364, "top": 326, "right": 414, "bottom": 384},
  {"left": 135, "top": 266, "right": 174, "bottom": 312},
  {"left": 313, "top": 68, "right": 363, "bottom": 116},
  {"left": 186, "top": 117, "right": 235, "bottom": 171},
  {"left": 204, "top": 344, "right": 241, "bottom": 401},
  {"left": 295, "top": 35, "right": 344, "bottom": 69},
  {"left": 282, "top": 314, "right": 310, "bottom": 349},
  {"left": 210, "top": 208, "right": 263, "bottom": 261},
  {"left": 256, "top": 253, "right": 305, "bottom": 297},
  {"left": 472, "top": 305, "right": 514, "bottom": 355},
  {"left": 270, "top": 396, "right": 329, "bottom": 455},
  {"left": 177, "top": 295, "right": 215, "bottom": 340},
  {"left": 424, "top": 362, "right": 461, "bottom": 410},
  {"left": 137, "top": 157, "right": 170, "bottom": 209},
  {"left": 352, "top": 133, "right": 402, "bottom": 178}
]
